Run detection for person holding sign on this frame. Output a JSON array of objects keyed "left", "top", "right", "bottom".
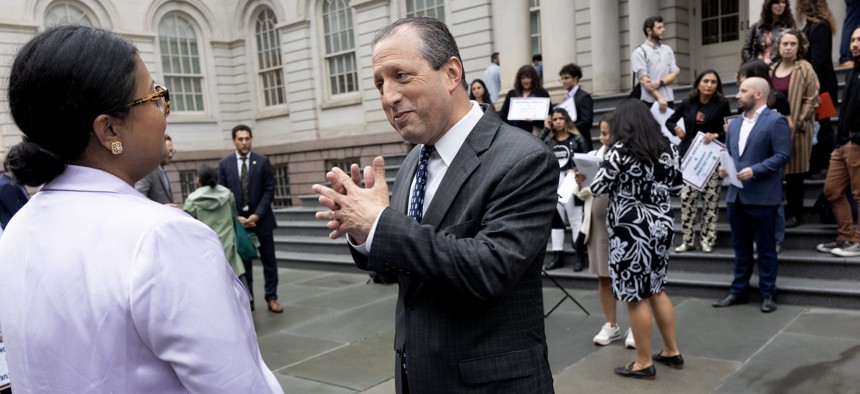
[
  {"left": 714, "top": 77, "right": 791, "bottom": 313},
  {"left": 665, "top": 70, "right": 732, "bottom": 253},
  {"left": 539, "top": 107, "right": 588, "bottom": 271},
  {"left": 499, "top": 65, "right": 550, "bottom": 133}
]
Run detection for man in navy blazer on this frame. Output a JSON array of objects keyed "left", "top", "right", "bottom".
[
  {"left": 1, "top": 163, "right": 29, "bottom": 230},
  {"left": 218, "top": 125, "right": 281, "bottom": 313},
  {"left": 714, "top": 77, "right": 790, "bottom": 313},
  {"left": 313, "top": 18, "right": 557, "bottom": 393}
]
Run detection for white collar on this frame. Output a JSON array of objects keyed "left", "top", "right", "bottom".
[
  {"left": 743, "top": 105, "right": 768, "bottom": 122},
  {"left": 235, "top": 151, "right": 252, "bottom": 160},
  {"left": 429, "top": 101, "right": 484, "bottom": 167}
]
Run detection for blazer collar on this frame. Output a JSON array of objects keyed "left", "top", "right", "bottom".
[{"left": 420, "top": 110, "right": 500, "bottom": 226}]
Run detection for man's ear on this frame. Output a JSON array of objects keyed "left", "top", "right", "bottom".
[
  {"left": 445, "top": 56, "right": 464, "bottom": 94},
  {"left": 92, "top": 114, "right": 121, "bottom": 153}
]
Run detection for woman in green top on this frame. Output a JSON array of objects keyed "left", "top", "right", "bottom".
[{"left": 184, "top": 165, "right": 245, "bottom": 278}]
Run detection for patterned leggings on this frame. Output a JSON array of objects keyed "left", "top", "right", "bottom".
[{"left": 680, "top": 170, "right": 722, "bottom": 246}]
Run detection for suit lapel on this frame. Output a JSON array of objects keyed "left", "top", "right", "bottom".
[
  {"left": 420, "top": 111, "right": 498, "bottom": 227},
  {"left": 391, "top": 149, "right": 418, "bottom": 214}
]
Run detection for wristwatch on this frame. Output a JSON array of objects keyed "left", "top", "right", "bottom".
[{"left": 659, "top": 80, "right": 665, "bottom": 88}]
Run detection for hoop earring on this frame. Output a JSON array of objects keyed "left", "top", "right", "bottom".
[{"left": 110, "top": 141, "right": 123, "bottom": 155}]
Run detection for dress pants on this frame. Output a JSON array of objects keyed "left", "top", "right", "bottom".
[
  {"left": 727, "top": 201, "right": 779, "bottom": 298},
  {"left": 679, "top": 170, "right": 721, "bottom": 246},
  {"left": 243, "top": 230, "right": 279, "bottom": 302},
  {"left": 823, "top": 142, "right": 860, "bottom": 242}
]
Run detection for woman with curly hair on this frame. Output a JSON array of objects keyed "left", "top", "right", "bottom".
[
  {"left": 499, "top": 65, "right": 551, "bottom": 132},
  {"left": 797, "top": 0, "right": 839, "bottom": 177},
  {"left": 771, "top": 28, "right": 821, "bottom": 227},
  {"left": 742, "top": 0, "right": 796, "bottom": 64}
]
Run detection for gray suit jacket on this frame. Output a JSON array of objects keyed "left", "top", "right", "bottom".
[
  {"left": 351, "top": 108, "right": 558, "bottom": 393},
  {"left": 135, "top": 165, "right": 173, "bottom": 204}
]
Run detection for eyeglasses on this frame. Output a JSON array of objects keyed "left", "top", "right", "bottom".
[{"left": 127, "top": 85, "right": 170, "bottom": 117}]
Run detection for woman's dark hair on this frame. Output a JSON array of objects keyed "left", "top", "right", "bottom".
[
  {"left": 6, "top": 25, "right": 138, "bottom": 186},
  {"left": 197, "top": 165, "right": 218, "bottom": 188},
  {"left": 550, "top": 107, "right": 579, "bottom": 136},
  {"left": 737, "top": 60, "right": 777, "bottom": 107},
  {"left": 688, "top": 69, "right": 725, "bottom": 101},
  {"left": 514, "top": 65, "right": 543, "bottom": 94},
  {"left": 761, "top": 0, "right": 796, "bottom": 30},
  {"left": 469, "top": 79, "right": 492, "bottom": 103},
  {"left": 610, "top": 99, "right": 669, "bottom": 163}
]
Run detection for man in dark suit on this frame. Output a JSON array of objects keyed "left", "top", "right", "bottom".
[
  {"left": 218, "top": 125, "right": 281, "bottom": 313},
  {"left": 313, "top": 18, "right": 557, "bottom": 393},
  {"left": 714, "top": 77, "right": 791, "bottom": 313},
  {"left": 556, "top": 63, "right": 594, "bottom": 151},
  {"left": 1, "top": 160, "right": 29, "bottom": 230},
  {"left": 135, "top": 134, "right": 176, "bottom": 206}
]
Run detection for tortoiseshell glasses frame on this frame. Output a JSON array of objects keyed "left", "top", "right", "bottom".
[{"left": 127, "top": 85, "right": 170, "bottom": 117}]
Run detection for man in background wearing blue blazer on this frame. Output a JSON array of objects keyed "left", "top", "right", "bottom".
[
  {"left": 313, "top": 18, "right": 557, "bottom": 393},
  {"left": 218, "top": 125, "right": 282, "bottom": 313},
  {"left": 714, "top": 77, "right": 790, "bottom": 313}
]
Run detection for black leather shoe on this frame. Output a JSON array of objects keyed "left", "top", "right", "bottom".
[
  {"left": 652, "top": 352, "right": 684, "bottom": 369},
  {"left": 761, "top": 297, "right": 778, "bottom": 313},
  {"left": 785, "top": 217, "right": 800, "bottom": 228},
  {"left": 712, "top": 294, "right": 749, "bottom": 308},
  {"left": 614, "top": 362, "right": 656, "bottom": 380},
  {"left": 544, "top": 252, "right": 564, "bottom": 270},
  {"left": 573, "top": 257, "right": 585, "bottom": 272}
]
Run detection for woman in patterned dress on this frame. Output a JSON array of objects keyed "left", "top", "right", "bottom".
[{"left": 591, "top": 99, "right": 684, "bottom": 379}]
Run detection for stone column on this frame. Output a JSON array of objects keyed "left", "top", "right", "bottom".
[
  {"left": 540, "top": 0, "right": 577, "bottom": 98},
  {"left": 491, "top": 0, "right": 530, "bottom": 100},
  {"left": 590, "top": 0, "right": 621, "bottom": 95},
  {"left": 626, "top": 0, "right": 659, "bottom": 49}
]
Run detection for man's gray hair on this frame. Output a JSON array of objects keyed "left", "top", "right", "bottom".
[{"left": 371, "top": 17, "right": 468, "bottom": 90}]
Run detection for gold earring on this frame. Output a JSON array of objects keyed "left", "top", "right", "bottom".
[{"left": 110, "top": 141, "right": 123, "bottom": 155}]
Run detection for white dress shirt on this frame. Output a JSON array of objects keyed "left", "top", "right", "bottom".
[
  {"left": 353, "top": 101, "right": 485, "bottom": 254},
  {"left": 739, "top": 105, "right": 767, "bottom": 156},
  {"left": 0, "top": 166, "right": 282, "bottom": 393},
  {"left": 556, "top": 86, "right": 579, "bottom": 122}
]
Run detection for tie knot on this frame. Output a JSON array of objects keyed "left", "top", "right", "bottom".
[
  {"left": 420, "top": 145, "right": 434, "bottom": 160},
  {"left": 240, "top": 156, "right": 247, "bottom": 162}
]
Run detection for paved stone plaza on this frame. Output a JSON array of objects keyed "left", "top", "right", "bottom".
[{"left": 250, "top": 267, "right": 860, "bottom": 393}]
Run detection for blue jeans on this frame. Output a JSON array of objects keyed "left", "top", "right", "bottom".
[{"left": 728, "top": 201, "right": 779, "bottom": 298}]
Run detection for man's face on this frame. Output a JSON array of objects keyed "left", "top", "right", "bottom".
[
  {"left": 735, "top": 79, "right": 759, "bottom": 113},
  {"left": 233, "top": 130, "right": 252, "bottom": 156},
  {"left": 372, "top": 27, "right": 457, "bottom": 145},
  {"left": 161, "top": 140, "right": 174, "bottom": 165},
  {"left": 560, "top": 73, "right": 577, "bottom": 91},
  {"left": 851, "top": 28, "right": 860, "bottom": 61},
  {"left": 649, "top": 22, "right": 666, "bottom": 41}
]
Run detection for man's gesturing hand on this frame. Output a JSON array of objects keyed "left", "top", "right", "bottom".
[{"left": 312, "top": 156, "right": 389, "bottom": 243}]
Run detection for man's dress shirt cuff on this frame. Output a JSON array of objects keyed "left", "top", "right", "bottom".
[{"left": 347, "top": 209, "right": 383, "bottom": 255}]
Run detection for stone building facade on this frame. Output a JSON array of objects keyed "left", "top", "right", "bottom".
[{"left": 0, "top": 0, "right": 848, "bottom": 205}]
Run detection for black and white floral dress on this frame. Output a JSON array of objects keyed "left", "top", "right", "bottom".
[{"left": 590, "top": 142, "right": 682, "bottom": 302}]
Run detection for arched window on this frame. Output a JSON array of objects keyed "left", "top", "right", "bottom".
[
  {"left": 158, "top": 15, "right": 205, "bottom": 112},
  {"left": 322, "top": 0, "right": 358, "bottom": 96},
  {"left": 255, "top": 8, "right": 285, "bottom": 107},
  {"left": 45, "top": 2, "right": 94, "bottom": 27},
  {"left": 406, "top": 0, "right": 444, "bottom": 22}
]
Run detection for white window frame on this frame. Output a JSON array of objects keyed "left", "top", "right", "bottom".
[
  {"left": 255, "top": 8, "right": 286, "bottom": 108},
  {"left": 158, "top": 14, "right": 206, "bottom": 113},
  {"left": 321, "top": 0, "right": 359, "bottom": 98},
  {"left": 45, "top": 1, "right": 95, "bottom": 28},
  {"left": 529, "top": 0, "right": 541, "bottom": 56},
  {"left": 405, "top": 0, "right": 445, "bottom": 22}
]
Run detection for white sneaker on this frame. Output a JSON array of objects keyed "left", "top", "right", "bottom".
[
  {"left": 593, "top": 323, "right": 622, "bottom": 345},
  {"left": 832, "top": 242, "right": 860, "bottom": 257},
  {"left": 625, "top": 328, "right": 636, "bottom": 349}
]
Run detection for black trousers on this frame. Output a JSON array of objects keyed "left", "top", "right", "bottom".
[
  {"left": 785, "top": 173, "right": 808, "bottom": 221},
  {"left": 243, "top": 231, "right": 278, "bottom": 302},
  {"left": 810, "top": 118, "right": 836, "bottom": 174}
]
